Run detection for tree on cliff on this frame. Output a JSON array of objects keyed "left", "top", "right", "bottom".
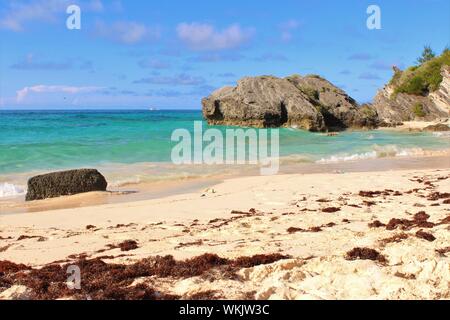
[{"left": 417, "top": 46, "right": 436, "bottom": 65}]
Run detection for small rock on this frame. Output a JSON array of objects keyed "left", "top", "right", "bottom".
[
  {"left": 423, "top": 124, "right": 450, "bottom": 132},
  {"left": 26, "top": 169, "right": 108, "bottom": 201}
]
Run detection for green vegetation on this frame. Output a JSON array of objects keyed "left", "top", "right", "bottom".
[
  {"left": 306, "top": 74, "right": 326, "bottom": 80},
  {"left": 361, "top": 104, "right": 378, "bottom": 118},
  {"left": 412, "top": 103, "right": 426, "bottom": 118},
  {"left": 302, "top": 87, "right": 320, "bottom": 101},
  {"left": 417, "top": 45, "right": 436, "bottom": 64},
  {"left": 397, "top": 76, "right": 427, "bottom": 95},
  {"left": 389, "top": 67, "right": 403, "bottom": 86},
  {"left": 391, "top": 48, "right": 450, "bottom": 97}
]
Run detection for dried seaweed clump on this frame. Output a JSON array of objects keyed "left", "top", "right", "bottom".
[
  {"left": 427, "top": 192, "right": 450, "bottom": 201},
  {"left": 386, "top": 211, "right": 435, "bottom": 231},
  {"left": 321, "top": 207, "right": 341, "bottom": 213},
  {"left": 345, "top": 247, "right": 387, "bottom": 263},
  {"left": 107, "top": 240, "right": 139, "bottom": 252},
  {"left": 415, "top": 230, "right": 436, "bottom": 242},
  {"left": 379, "top": 233, "right": 409, "bottom": 246},
  {"left": 0, "top": 253, "right": 290, "bottom": 300},
  {"left": 368, "top": 220, "right": 386, "bottom": 228}
]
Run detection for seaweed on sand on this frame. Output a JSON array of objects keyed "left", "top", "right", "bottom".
[
  {"left": 0, "top": 253, "right": 290, "bottom": 300},
  {"left": 345, "top": 247, "right": 387, "bottom": 263},
  {"left": 386, "top": 211, "right": 435, "bottom": 231},
  {"left": 415, "top": 230, "right": 436, "bottom": 242}
]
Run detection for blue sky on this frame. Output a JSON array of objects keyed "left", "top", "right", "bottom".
[{"left": 0, "top": 0, "right": 449, "bottom": 109}]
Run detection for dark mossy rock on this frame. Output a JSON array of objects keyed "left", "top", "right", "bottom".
[
  {"left": 26, "top": 169, "right": 108, "bottom": 201},
  {"left": 423, "top": 123, "right": 450, "bottom": 132}
]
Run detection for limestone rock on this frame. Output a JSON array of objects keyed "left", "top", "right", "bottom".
[
  {"left": 373, "top": 65, "right": 449, "bottom": 123},
  {"left": 202, "top": 76, "right": 326, "bottom": 131},
  {"left": 286, "top": 75, "right": 379, "bottom": 129},
  {"left": 202, "top": 74, "right": 378, "bottom": 131},
  {"left": 423, "top": 123, "right": 450, "bottom": 132}
]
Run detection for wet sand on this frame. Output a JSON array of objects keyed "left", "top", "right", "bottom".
[{"left": 1, "top": 153, "right": 449, "bottom": 214}]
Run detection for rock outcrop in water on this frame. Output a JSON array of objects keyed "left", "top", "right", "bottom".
[
  {"left": 202, "top": 74, "right": 379, "bottom": 132},
  {"left": 202, "top": 76, "right": 326, "bottom": 131},
  {"left": 423, "top": 123, "right": 450, "bottom": 132},
  {"left": 25, "top": 169, "right": 108, "bottom": 201},
  {"left": 286, "top": 75, "right": 379, "bottom": 130}
]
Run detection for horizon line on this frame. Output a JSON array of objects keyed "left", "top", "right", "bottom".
[{"left": 0, "top": 107, "right": 203, "bottom": 111}]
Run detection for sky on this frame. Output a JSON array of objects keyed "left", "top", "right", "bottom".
[{"left": 0, "top": 0, "right": 449, "bottom": 109}]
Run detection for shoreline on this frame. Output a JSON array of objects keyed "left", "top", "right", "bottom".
[
  {"left": 376, "top": 119, "right": 450, "bottom": 132},
  {"left": 1, "top": 151, "right": 450, "bottom": 214}
]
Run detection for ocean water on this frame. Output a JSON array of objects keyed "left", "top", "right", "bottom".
[{"left": 1, "top": 110, "right": 449, "bottom": 197}]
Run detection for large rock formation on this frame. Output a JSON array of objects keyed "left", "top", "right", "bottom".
[
  {"left": 202, "top": 76, "right": 326, "bottom": 131},
  {"left": 26, "top": 169, "right": 108, "bottom": 201},
  {"left": 373, "top": 65, "right": 449, "bottom": 124},
  {"left": 202, "top": 74, "right": 378, "bottom": 131},
  {"left": 286, "top": 75, "right": 379, "bottom": 129}
]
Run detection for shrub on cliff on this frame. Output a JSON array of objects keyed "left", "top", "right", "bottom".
[
  {"left": 393, "top": 49, "right": 450, "bottom": 96},
  {"left": 412, "top": 103, "right": 426, "bottom": 118}
]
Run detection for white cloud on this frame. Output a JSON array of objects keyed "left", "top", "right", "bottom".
[
  {"left": 87, "top": 0, "right": 104, "bottom": 12},
  {"left": 0, "top": 0, "right": 108, "bottom": 31},
  {"left": 176, "top": 23, "right": 254, "bottom": 51},
  {"left": 94, "top": 20, "right": 161, "bottom": 44},
  {"left": 0, "top": 0, "right": 67, "bottom": 31},
  {"left": 133, "top": 74, "right": 205, "bottom": 86},
  {"left": 279, "top": 19, "right": 301, "bottom": 42},
  {"left": 16, "top": 85, "right": 104, "bottom": 102},
  {"left": 11, "top": 54, "right": 72, "bottom": 70},
  {"left": 138, "top": 58, "right": 171, "bottom": 69}
]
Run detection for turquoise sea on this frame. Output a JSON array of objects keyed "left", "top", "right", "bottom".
[{"left": 1, "top": 110, "right": 449, "bottom": 197}]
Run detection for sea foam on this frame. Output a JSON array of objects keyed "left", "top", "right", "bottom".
[
  {"left": 433, "top": 132, "right": 450, "bottom": 138},
  {"left": 316, "top": 145, "right": 427, "bottom": 164},
  {"left": 0, "top": 183, "right": 25, "bottom": 198}
]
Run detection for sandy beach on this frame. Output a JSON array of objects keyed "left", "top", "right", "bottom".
[
  {"left": 2, "top": 0, "right": 450, "bottom": 306},
  {"left": 378, "top": 120, "right": 450, "bottom": 132},
  {"left": 1, "top": 163, "right": 449, "bottom": 300}
]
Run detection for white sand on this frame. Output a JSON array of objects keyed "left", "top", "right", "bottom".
[
  {"left": 379, "top": 119, "right": 450, "bottom": 132},
  {"left": 1, "top": 168, "right": 449, "bottom": 299}
]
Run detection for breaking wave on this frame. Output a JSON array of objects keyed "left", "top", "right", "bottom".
[
  {"left": 0, "top": 183, "right": 25, "bottom": 198},
  {"left": 316, "top": 145, "right": 431, "bottom": 164},
  {"left": 433, "top": 132, "right": 450, "bottom": 138}
]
